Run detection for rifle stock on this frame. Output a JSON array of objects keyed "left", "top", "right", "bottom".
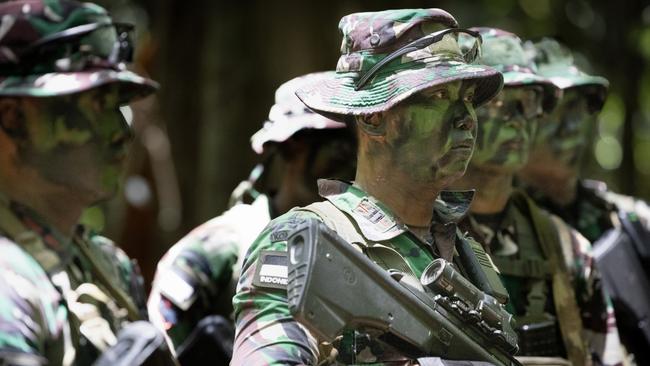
[{"left": 286, "top": 218, "right": 521, "bottom": 366}]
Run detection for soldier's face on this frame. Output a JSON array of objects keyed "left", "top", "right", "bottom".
[
  {"left": 18, "top": 85, "right": 130, "bottom": 202},
  {"left": 471, "top": 86, "right": 542, "bottom": 172},
  {"left": 382, "top": 80, "right": 478, "bottom": 185},
  {"left": 534, "top": 89, "right": 593, "bottom": 168}
]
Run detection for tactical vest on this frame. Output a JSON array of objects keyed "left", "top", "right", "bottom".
[
  {"left": 487, "top": 191, "right": 590, "bottom": 366},
  {"left": 0, "top": 197, "right": 141, "bottom": 365}
]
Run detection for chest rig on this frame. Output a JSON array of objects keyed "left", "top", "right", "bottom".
[
  {"left": 474, "top": 191, "right": 590, "bottom": 366},
  {"left": 0, "top": 198, "right": 140, "bottom": 365}
]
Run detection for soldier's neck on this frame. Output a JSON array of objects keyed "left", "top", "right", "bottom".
[
  {"left": 453, "top": 165, "right": 513, "bottom": 215},
  {"left": 1, "top": 178, "right": 84, "bottom": 239},
  {"left": 355, "top": 162, "right": 439, "bottom": 228},
  {"left": 518, "top": 164, "right": 578, "bottom": 207}
]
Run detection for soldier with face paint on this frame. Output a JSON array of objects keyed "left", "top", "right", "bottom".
[
  {"left": 0, "top": 1, "right": 172, "bottom": 365},
  {"left": 231, "top": 9, "right": 513, "bottom": 365},
  {"left": 519, "top": 39, "right": 650, "bottom": 365},
  {"left": 147, "top": 72, "right": 356, "bottom": 364},
  {"left": 452, "top": 28, "right": 624, "bottom": 366}
]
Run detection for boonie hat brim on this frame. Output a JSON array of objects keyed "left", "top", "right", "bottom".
[
  {"left": 296, "top": 60, "right": 503, "bottom": 122},
  {"left": 0, "top": 68, "right": 158, "bottom": 104}
]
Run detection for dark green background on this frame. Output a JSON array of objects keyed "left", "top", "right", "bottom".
[{"left": 94, "top": 0, "right": 650, "bottom": 286}]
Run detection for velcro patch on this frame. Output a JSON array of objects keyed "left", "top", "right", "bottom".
[
  {"left": 253, "top": 250, "right": 288, "bottom": 290},
  {"left": 270, "top": 230, "right": 289, "bottom": 243},
  {"left": 158, "top": 269, "right": 197, "bottom": 311},
  {"left": 353, "top": 198, "right": 396, "bottom": 232}
]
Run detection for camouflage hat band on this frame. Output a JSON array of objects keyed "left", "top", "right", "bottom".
[
  {"left": 351, "top": 28, "right": 482, "bottom": 90},
  {"left": 0, "top": 21, "right": 135, "bottom": 76}
]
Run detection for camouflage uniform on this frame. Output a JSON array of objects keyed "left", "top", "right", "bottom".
[
  {"left": 0, "top": 1, "right": 158, "bottom": 365},
  {"left": 233, "top": 180, "right": 504, "bottom": 365},
  {"left": 233, "top": 9, "right": 508, "bottom": 365},
  {"left": 457, "top": 29, "right": 623, "bottom": 366},
  {"left": 147, "top": 72, "right": 349, "bottom": 356}
]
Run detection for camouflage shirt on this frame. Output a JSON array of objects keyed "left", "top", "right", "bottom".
[
  {"left": 148, "top": 194, "right": 272, "bottom": 351},
  {"left": 232, "top": 179, "right": 505, "bottom": 365},
  {"left": 0, "top": 194, "right": 145, "bottom": 366},
  {"left": 459, "top": 191, "right": 623, "bottom": 365},
  {"left": 528, "top": 179, "right": 650, "bottom": 243}
]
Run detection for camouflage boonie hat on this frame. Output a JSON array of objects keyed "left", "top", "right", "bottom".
[
  {"left": 0, "top": 0, "right": 158, "bottom": 104},
  {"left": 462, "top": 27, "right": 560, "bottom": 112},
  {"left": 530, "top": 38, "right": 608, "bottom": 110},
  {"left": 296, "top": 9, "right": 503, "bottom": 121},
  {"left": 250, "top": 72, "right": 345, "bottom": 154}
]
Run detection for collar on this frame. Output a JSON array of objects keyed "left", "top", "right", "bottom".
[
  {"left": 317, "top": 179, "right": 475, "bottom": 242},
  {"left": 0, "top": 192, "right": 74, "bottom": 262}
]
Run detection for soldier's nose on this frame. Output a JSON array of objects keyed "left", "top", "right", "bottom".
[{"left": 453, "top": 117, "right": 474, "bottom": 131}]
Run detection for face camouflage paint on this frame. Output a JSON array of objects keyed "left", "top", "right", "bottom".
[
  {"left": 382, "top": 80, "right": 478, "bottom": 184},
  {"left": 472, "top": 86, "right": 543, "bottom": 172},
  {"left": 533, "top": 88, "right": 594, "bottom": 169},
  {"left": 18, "top": 84, "right": 131, "bottom": 200}
]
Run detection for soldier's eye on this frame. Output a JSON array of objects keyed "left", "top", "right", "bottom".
[
  {"left": 463, "top": 92, "right": 474, "bottom": 103},
  {"left": 431, "top": 89, "right": 448, "bottom": 99}
]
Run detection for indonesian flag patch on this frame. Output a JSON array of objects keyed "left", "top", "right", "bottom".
[{"left": 253, "top": 250, "right": 289, "bottom": 290}]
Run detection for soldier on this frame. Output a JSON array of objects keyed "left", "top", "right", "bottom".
[
  {"left": 518, "top": 38, "right": 650, "bottom": 365},
  {"left": 0, "top": 1, "right": 171, "bottom": 365},
  {"left": 451, "top": 28, "right": 623, "bottom": 366},
  {"left": 147, "top": 72, "right": 356, "bottom": 363},
  {"left": 232, "top": 9, "right": 512, "bottom": 365}
]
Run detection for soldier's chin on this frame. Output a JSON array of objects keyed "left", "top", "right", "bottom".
[{"left": 435, "top": 159, "right": 470, "bottom": 185}]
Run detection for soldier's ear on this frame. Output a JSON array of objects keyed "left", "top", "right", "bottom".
[
  {"left": 355, "top": 113, "right": 386, "bottom": 136},
  {"left": 0, "top": 98, "right": 26, "bottom": 140}
]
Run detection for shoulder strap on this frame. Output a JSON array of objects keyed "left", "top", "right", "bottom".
[
  {"left": 298, "top": 201, "right": 420, "bottom": 280},
  {"left": 73, "top": 236, "right": 141, "bottom": 321},
  {"left": 511, "top": 191, "right": 591, "bottom": 366}
]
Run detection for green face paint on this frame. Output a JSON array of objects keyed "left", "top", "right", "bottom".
[
  {"left": 383, "top": 80, "right": 478, "bottom": 184},
  {"left": 19, "top": 84, "right": 130, "bottom": 200},
  {"left": 533, "top": 88, "right": 594, "bottom": 168},
  {"left": 472, "top": 86, "right": 543, "bottom": 172}
]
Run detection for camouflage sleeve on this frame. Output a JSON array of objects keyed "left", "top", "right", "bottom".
[
  {"left": 147, "top": 224, "right": 239, "bottom": 351},
  {"left": 231, "top": 211, "right": 321, "bottom": 366},
  {"left": 555, "top": 220, "right": 624, "bottom": 365},
  {"left": 0, "top": 238, "right": 66, "bottom": 365}
]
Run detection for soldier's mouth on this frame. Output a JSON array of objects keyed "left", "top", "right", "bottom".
[
  {"left": 500, "top": 138, "right": 524, "bottom": 150},
  {"left": 451, "top": 140, "right": 474, "bottom": 151}
]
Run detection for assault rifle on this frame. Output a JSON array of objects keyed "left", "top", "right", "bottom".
[{"left": 285, "top": 218, "right": 521, "bottom": 366}]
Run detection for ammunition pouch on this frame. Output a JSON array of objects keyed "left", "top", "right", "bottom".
[{"left": 514, "top": 317, "right": 561, "bottom": 357}]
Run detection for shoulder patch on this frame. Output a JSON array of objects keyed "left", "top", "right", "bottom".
[
  {"left": 252, "top": 250, "right": 288, "bottom": 290},
  {"left": 269, "top": 215, "right": 310, "bottom": 243}
]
